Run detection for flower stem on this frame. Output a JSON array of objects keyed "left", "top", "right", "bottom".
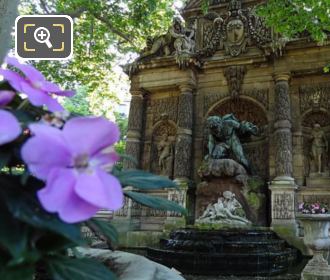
[{"left": 17, "top": 99, "right": 29, "bottom": 110}]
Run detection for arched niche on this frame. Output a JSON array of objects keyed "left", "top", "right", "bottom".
[
  {"left": 207, "top": 97, "right": 268, "bottom": 127},
  {"left": 204, "top": 97, "right": 269, "bottom": 179},
  {"left": 150, "top": 120, "right": 177, "bottom": 178},
  {"left": 302, "top": 110, "right": 330, "bottom": 128}
]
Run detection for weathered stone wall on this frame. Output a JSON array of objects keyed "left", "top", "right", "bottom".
[{"left": 122, "top": 0, "right": 330, "bottom": 234}]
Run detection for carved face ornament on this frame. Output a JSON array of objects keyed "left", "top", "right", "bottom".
[{"left": 226, "top": 19, "right": 244, "bottom": 44}]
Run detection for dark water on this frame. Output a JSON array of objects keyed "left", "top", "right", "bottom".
[{"left": 147, "top": 229, "right": 300, "bottom": 277}]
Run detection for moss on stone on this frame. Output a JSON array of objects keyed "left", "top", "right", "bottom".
[
  {"left": 246, "top": 192, "right": 262, "bottom": 210},
  {"left": 272, "top": 224, "right": 308, "bottom": 255},
  {"left": 247, "top": 177, "right": 264, "bottom": 192},
  {"left": 119, "top": 231, "right": 169, "bottom": 248}
]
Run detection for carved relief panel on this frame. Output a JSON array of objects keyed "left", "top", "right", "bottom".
[
  {"left": 149, "top": 96, "right": 179, "bottom": 125},
  {"left": 272, "top": 193, "right": 295, "bottom": 220},
  {"left": 197, "top": 0, "right": 276, "bottom": 57}
]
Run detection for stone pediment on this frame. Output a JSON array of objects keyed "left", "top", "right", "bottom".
[
  {"left": 125, "top": 0, "right": 286, "bottom": 76},
  {"left": 196, "top": 0, "right": 286, "bottom": 58}
]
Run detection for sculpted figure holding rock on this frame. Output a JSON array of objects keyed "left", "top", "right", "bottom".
[
  {"left": 205, "top": 114, "right": 258, "bottom": 171},
  {"left": 170, "top": 17, "right": 195, "bottom": 54},
  {"left": 139, "top": 17, "right": 195, "bottom": 60},
  {"left": 310, "top": 123, "right": 328, "bottom": 174}
]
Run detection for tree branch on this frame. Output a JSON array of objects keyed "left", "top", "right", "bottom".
[
  {"left": 39, "top": 0, "right": 52, "bottom": 14},
  {"left": 65, "top": 7, "right": 87, "bottom": 19},
  {"left": 91, "top": 12, "right": 136, "bottom": 47}
]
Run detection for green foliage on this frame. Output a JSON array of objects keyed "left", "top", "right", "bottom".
[
  {"left": 63, "top": 86, "right": 91, "bottom": 116},
  {"left": 125, "top": 191, "right": 187, "bottom": 215},
  {"left": 115, "top": 112, "right": 128, "bottom": 141},
  {"left": 18, "top": 0, "right": 177, "bottom": 117},
  {"left": 0, "top": 81, "right": 185, "bottom": 279},
  {"left": 114, "top": 112, "right": 128, "bottom": 169},
  {"left": 89, "top": 219, "right": 119, "bottom": 245},
  {"left": 115, "top": 169, "right": 177, "bottom": 190},
  {"left": 257, "top": 0, "right": 330, "bottom": 42}
]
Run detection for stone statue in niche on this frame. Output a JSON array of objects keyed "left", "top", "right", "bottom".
[
  {"left": 196, "top": 191, "right": 251, "bottom": 226},
  {"left": 138, "top": 17, "right": 195, "bottom": 61},
  {"left": 205, "top": 114, "right": 258, "bottom": 171},
  {"left": 157, "top": 132, "right": 174, "bottom": 176},
  {"left": 310, "top": 123, "right": 328, "bottom": 174}
]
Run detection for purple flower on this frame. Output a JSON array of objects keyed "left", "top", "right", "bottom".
[
  {"left": 0, "top": 90, "right": 15, "bottom": 106},
  {"left": 0, "top": 91, "right": 21, "bottom": 145},
  {"left": 22, "top": 116, "right": 123, "bottom": 223},
  {"left": 0, "top": 110, "right": 21, "bottom": 145},
  {"left": 0, "top": 56, "right": 75, "bottom": 112}
]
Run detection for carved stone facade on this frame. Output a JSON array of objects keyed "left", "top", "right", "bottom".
[
  {"left": 124, "top": 89, "right": 145, "bottom": 169},
  {"left": 224, "top": 65, "right": 247, "bottom": 98},
  {"left": 174, "top": 84, "right": 195, "bottom": 180},
  {"left": 197, "top": 0, "right": 284, "bottom": 58},
  {"left": 272, "top": 192, "right": 295, "bottom": 220},
  {"left": 273, "top": 75, "right": 293, "bottom": 179},
  {"left": 122, "top": 0, "right": 330, "bottom": 241}
]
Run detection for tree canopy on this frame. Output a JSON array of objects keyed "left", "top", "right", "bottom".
[
  {"left": 18, "top": 0, "right": 330, "bottom": 110},
  {"left": 257, "top": 0, "right": 330, "bottom": 42},
  {"left": 19, "top": 0, "right": 179, "bottom": 116}
]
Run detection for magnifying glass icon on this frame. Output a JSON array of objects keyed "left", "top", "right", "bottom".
[{"left": 34, "top": 27, "right": 53, "bottom": 49}]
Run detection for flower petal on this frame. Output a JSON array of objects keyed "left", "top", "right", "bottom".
[
  {"left": 58, "top": 193, "right": 99, "bottom": 223},
  {"left": 53, "top": 90, "right": 76, "bottom": 97},
  {"left": 37, "top": 168, "right": 99, "bottom": 223},
  {"left": 21, "top": 82, "right": 64, "bottom": 112},
  {"left": 38, "top": 168, "right": 76, "bottom": 212},
  {"left": 75, "top": 169, "right": 123, "bottom": 210},
  {"left": 63, "top": 117, "right": 120, "bottom": 156},
  {"left": 5, "top": 56, "right": 45, "bottom": 83},
  {"left": 39, "top": 80, "right": 61, "bottom": 92},
  {"left": 0, "top": 90, "right": 15, "bottom": 107},
  {"left": 21, "top": 125, "right": 71, "bottom": 180},
  {"left": 0, "top": 110, "right": 21, "bottom": 145},
  {"left": 0, "top": 69, "right": 25, "bottom": 92}
]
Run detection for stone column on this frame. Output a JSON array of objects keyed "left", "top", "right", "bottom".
[
  {"left": 273, "top": 73, "right": 294, "bottom": 181},
  {"left": 270, "top": 73, "right": 298, "bottom": 237},
  {"left": 166, "top": 83, "right": 194, "bottom": 228},
  {"left": 124, "top": 88, "right": 145, "bottom": 169},
  {"left": 174, "top": 83, "right": 194, "bottom": 180}
]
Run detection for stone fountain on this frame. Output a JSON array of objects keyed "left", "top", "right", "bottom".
[{"left": 147, "top": 114, "right": 298, "bottom": 276}]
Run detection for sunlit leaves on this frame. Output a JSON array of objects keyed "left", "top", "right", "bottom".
[
  {"left": 257, "top": 0, "right": 330, "bottom": 42},
  {"left": 18, "top": 0, "right": 178, "bottom": 118}
]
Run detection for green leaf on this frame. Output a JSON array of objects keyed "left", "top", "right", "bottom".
[
  {"left": 0, "top": 148, "right": 11, "bottom": 169},
  {"left": 115, "top": 169, "right": 177, "bottom": 190},
  {"left": 0, "top": 204, "right": 28, "bottom": 260},
  {"left": 11, "top": 110, "right": 35, "bottom": 125},
  {"left": 47, "top": 256, "right": 116, "bottom": 280},
  {"left": 0, "top": 176, "right": 83, "bottom": 245},
  {"left": 36, "top": 233, "right": 76, "bottom": 253},
  {"left": 125, "top": 191, "right": 186, "bottom": 215},
  {"left": 0, "top": 265, "right": 34, "bottom": 280},
  {"left": 90, "top": 219, "right": 119, "bottom": 244}
]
